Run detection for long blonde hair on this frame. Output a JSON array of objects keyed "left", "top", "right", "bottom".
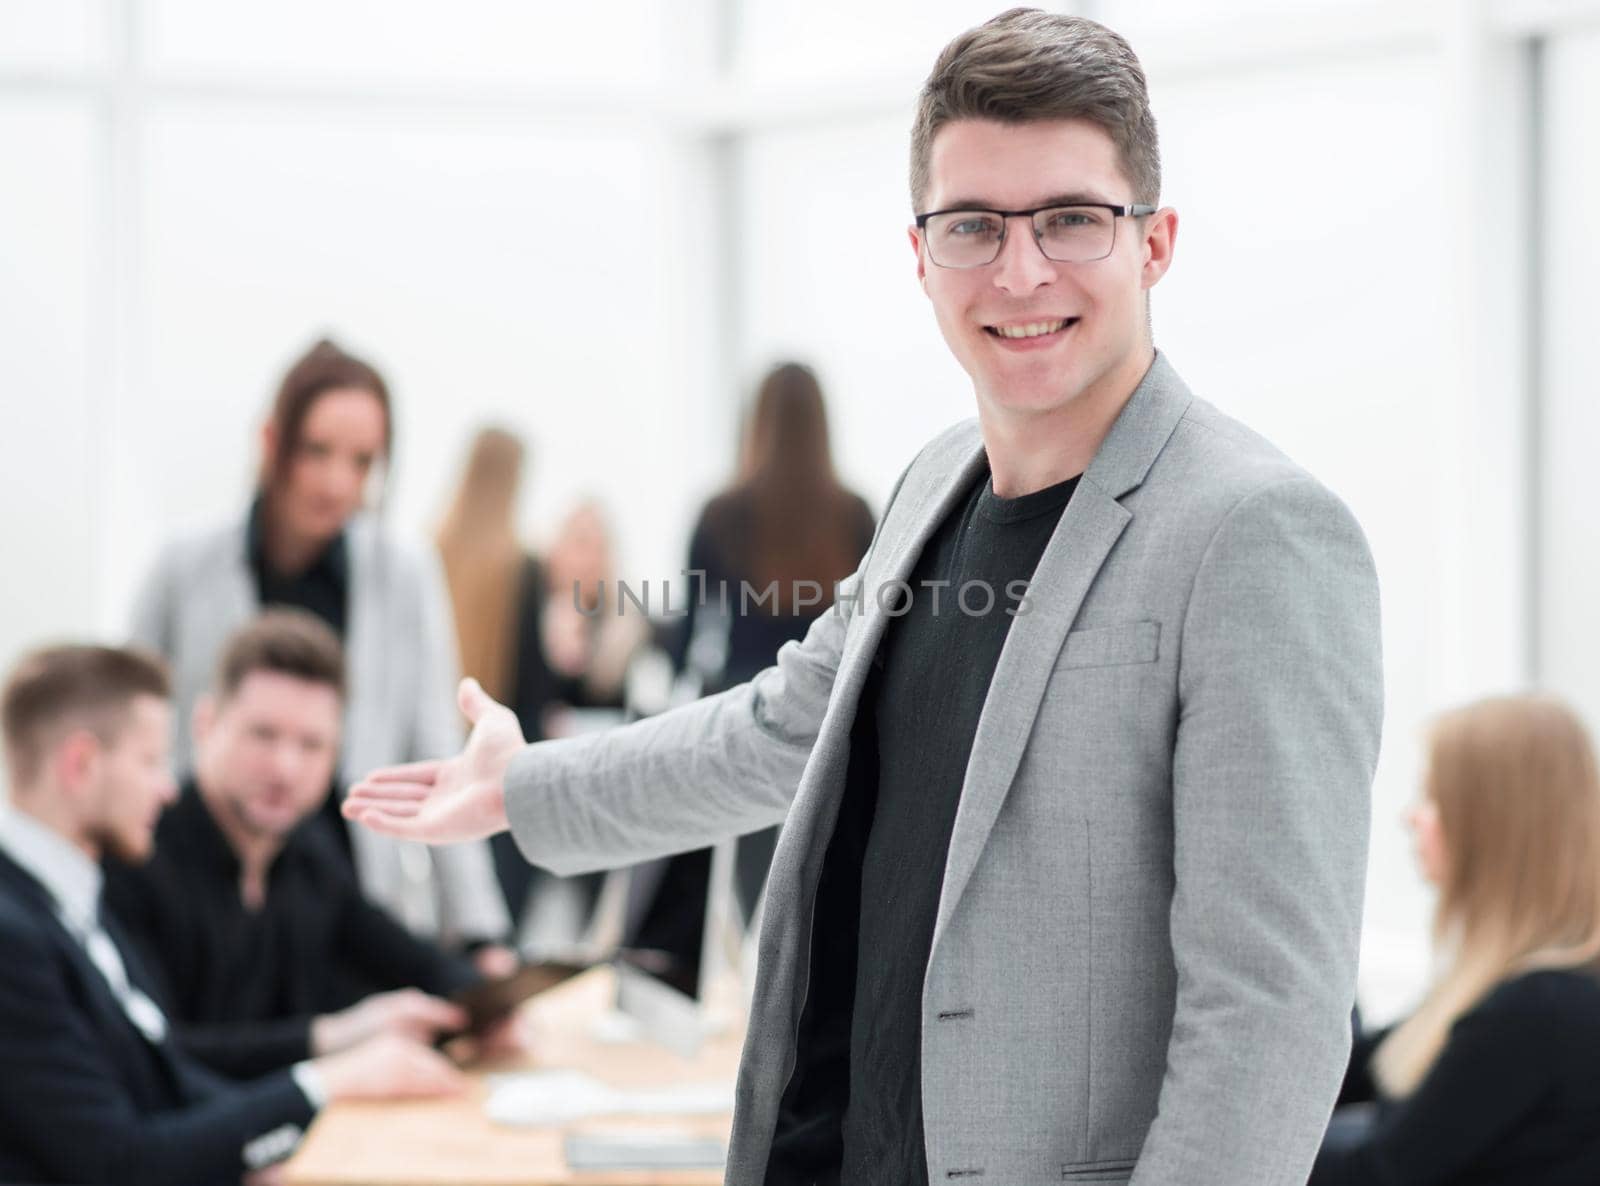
[
  {"left": 436, "top": 427, "right": 525, "bottom": 706},
  {"left": 1373, "top": 695, "right": 1600, "bottom": 1096}
]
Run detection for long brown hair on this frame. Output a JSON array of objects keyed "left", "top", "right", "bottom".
[
  {"left": 1374, "top": 695, "right": 1600, "bottom": 1096},
  {"left": 435, "top": 427, "right": 525, "bottom": 706},
  {"left": 710, "top": 362, "right": 864, "bottom": 613},
  {"left": 259, "top": 338, "right": 394, "bottom": 496}
]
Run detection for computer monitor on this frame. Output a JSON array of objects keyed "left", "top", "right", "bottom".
[{"left": 610, "top": 839, "right": 737, "bottom": 1057}]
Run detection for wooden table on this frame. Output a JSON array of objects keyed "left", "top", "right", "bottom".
[{"left": 283, "top": 968, "right": 744, "bottom": 1185}]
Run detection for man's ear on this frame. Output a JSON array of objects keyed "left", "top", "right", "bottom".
[
  {"left": 54, "top": 728, "right": 101, "bottom": 797},
  {"left": 192, "top": 695, "right": 217, "bottom": 751},
  {"left": 1140, "top": 206, "right": 1179, "bottom": 291},
  {"left": 908, "top": 225, "right": 928, "bottom": 293}
]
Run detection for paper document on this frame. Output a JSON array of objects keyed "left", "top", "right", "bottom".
[
  {"left": 565, "top": 1128, "right": 726, "bottom": 1171},
  {"left": 484, "top": 1069, "right": 734, "bottom": 1127}
]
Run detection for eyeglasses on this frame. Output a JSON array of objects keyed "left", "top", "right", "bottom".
[{"left": 914, "top": 202, "right": 1157, "bottom": 269}]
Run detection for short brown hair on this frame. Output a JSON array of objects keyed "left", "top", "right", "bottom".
[
  {"left": 909, "top": 8, "right": 1161, "bottom": 210},
  {"left": 215, "top": 611, "right": 347, "bottom": 702},
  {"left": 259, "top": 337, "right": 393, "bottom": 493},
  {"left": 2, "top": 645, "right": 170, "bottom": 785}
]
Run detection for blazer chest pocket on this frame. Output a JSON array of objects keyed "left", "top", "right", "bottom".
[{"left": 1055, "top": 621, "right": 1160, "bottom": 670}]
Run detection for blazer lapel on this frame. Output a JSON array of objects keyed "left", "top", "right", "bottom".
[
  {"left": 0, "top": 853, "right": 175, "bottom": 1090},
  {"left": 931, "top": 352, "right": 1194, "bottom": 957}
]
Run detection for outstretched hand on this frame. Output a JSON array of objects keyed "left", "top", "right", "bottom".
[{"left": 342, "top": 678, "right": 526, "bottom": 845}]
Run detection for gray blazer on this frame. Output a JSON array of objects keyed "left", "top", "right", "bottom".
[
  {"left": 505, "top": 353, "right": 1383, "bottom": 1185},
  {"left": 130, "top": 512, "right": 509, "bottom": 944}
]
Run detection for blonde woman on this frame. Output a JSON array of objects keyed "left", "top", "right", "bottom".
[
  {"left": 436, "top": 432, "right": 643, "bottom": 931},
  {"left": 1312, "top": 696, "right": 1600, "bottom": 1185}
]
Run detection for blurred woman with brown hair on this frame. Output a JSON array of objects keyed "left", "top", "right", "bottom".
[
  {"left": 130, "top": 338, "right": 509, "bottom": 956},
  {"left": 1312, "top": 695, "right": 1600, "bottom": 1185},
  {"left": 680, "top": 361, "right": 875, "bottom": 690},
  {"left": 633, "top": 361, "right": 874, "bottom": 956}
]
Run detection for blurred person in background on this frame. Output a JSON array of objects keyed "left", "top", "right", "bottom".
[
  {"left": 0, "top": 644, "right": 464, "bottom": 1186},
  {"left": 539, "top": 497, "right": 648, "bottom": 722},
  {"left": 635, "top": 362, "right": 875, "bottom": 962},
  {"left": 104, "top": 611, "right": 520, "bottom": 1082},
  {"left": 436, "top": 431, "right": 642, "bottom": 942},
  {"left": 129, "top": 338, "right": 510, "bottom": 967},
  {"left": 1312, "top": 695, "right": 1600, "bottom": 1185}
]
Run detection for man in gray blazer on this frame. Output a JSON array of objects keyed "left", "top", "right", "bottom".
[{"left": 346, "top": 10, "right": 1383, "bottom": 1185}]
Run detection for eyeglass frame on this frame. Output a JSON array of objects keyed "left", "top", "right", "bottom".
[{"left": 913, "top": 202, "right": 1159, "bottom": 269}]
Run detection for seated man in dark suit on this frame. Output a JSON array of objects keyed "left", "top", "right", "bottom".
[
  {"left": 0, "top": 642, "right": 465, "bottom": 1185},
  {"left": 104, "top": 609, "right": 517, "bottom": 1079}
]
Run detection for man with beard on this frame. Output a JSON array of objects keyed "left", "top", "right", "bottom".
[{"left": 104, "top": 609, "right": 521, "bottom": 1079}]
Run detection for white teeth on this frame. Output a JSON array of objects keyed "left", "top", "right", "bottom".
[{"left": 992, "top": 319, "right": 1069, "bottom": 339}]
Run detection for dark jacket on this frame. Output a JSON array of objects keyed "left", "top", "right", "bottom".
[{"left": 0, "top": 850, "right": 312, "bottom": 1185}]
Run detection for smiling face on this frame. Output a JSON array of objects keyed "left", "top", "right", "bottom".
[
  {"left": 195, "top": 670, "right": 342, "bottom": 843},
  {"left": 910, "top": 118, "right": 1176, "bottom": 424}
]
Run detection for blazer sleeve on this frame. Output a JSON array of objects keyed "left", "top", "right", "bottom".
[
  {"left": 1129, "top": 476, "right": 1384, "bottom": 1186},
  {"left": 0, "top": 915, "right": 314, "bottom": 1186},
  {"left": 503, "top": 460, "right": 912, "bottom": 879},
  {"left": 174, "top": 1017, "right": 315, "bottom": 1081},
  {"left": 408, "top": 541, "right": 512, "bottom": 945}
]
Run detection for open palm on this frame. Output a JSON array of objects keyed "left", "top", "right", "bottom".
[{"left": 342, "top": 678, "right": 526, "bottom": 845}]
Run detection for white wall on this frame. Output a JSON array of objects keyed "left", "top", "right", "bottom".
[
  {"left": 1540, "top": 25, "right": 1600, "bottom": 743},
  {"left": 0, "top": 97, "right": 100, "bottom": 668}
]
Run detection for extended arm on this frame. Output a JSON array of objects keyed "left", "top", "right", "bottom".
[{"left": 503, "top": 559, "right": 865, "bottom": 877}]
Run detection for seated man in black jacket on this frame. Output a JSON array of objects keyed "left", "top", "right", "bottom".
[
  {"left": 0, "top": 642, "right": 464, "bottom": 1186},
  {"left": 104, "top": 609, "right": 516, "bottom": 1079}
]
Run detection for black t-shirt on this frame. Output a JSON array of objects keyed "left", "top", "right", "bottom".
[
  {"left": 767, "top": 460, "right": 1078, "bottom": 1185},
  {"left": 245, "top": 496, "right": 350, "bottom": 640}
]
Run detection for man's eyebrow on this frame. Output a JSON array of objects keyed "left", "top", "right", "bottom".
[{"left": 936, "top": 191, "right": 1117, "bottom": 210}]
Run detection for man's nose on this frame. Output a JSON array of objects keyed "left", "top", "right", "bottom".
[
  {"left": 271, "top": 741, "right": 304, "bottom": 780},
  {"left": 991, "top": 216, "right": 1056, "bottom": 293}
]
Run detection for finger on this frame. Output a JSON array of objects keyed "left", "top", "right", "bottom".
[
  {"left": 352, "top": 802, "right": 424, "bottom": 821},
  {"left": 341, "top": 799, "right": 424, "bottom": 824},
  {"left": 473, "top": 945, "right": 520, "bottom": 979},
  {"left": 416, "top": 1050, "right": 471, "bottom": 1090},
  {"left": 406, "top": 996, "right": 469, "bottom": 1030},
  {"left": 343, "top": 805, "right": 425, "bottom": 838},
  {"left": 459, "top": 677, "right": 491, "bottom": 723},
  {"left": 360, "top": 760, "right": 443, "bottom": 786},
  {"left": 344, "top": 782, "right": 431, "bottom": 805}
]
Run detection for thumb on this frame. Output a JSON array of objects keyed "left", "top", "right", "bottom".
[{"left": 458, "top": 677, "right": 492, "bottom": 723}]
